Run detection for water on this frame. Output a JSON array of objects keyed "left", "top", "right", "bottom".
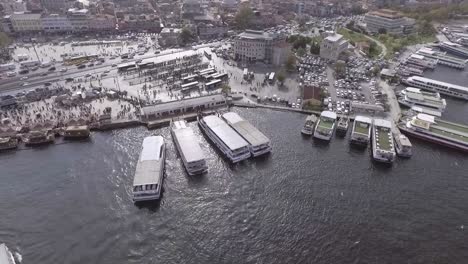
[
  {"left": 1, "top": 105, "right": 467, "bottom": 263},
  {"left": 1, "top": 63, "right": 468, "bottom": 263}
]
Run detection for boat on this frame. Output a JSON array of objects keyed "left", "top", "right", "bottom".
[
  {"left": 221, "top": 112, "right": 272, "bottom": 157},
  {"left": 313, "top": 111, "right": 337, "bottom": 141},
  {"left": 350, "top": 116, "right": 372, "bottom": 146},
  {"left": 132, "top": 136, "right": 165, "bottom": 202},
  {"left": 398, "top": 87, "right": 447, "bottom": 111},
  {"left": 393, "top": 132, "right": 413, "bottom": 158},
  {"left": 438, "top": 41, "right": 468, "bottom": 58},
  {"left": 336, "top": 116, "right": 350, "bottom": 136},
  {"left": 398, "top": 113, "right": 468, "bottom": 152},
  {"left": 405, "top": 54, "right": 437, "bottom": 69},
  {"left": 22, "top": 130, "right": 55, "bottom": 146},
  {"left": 301, "top": 114, "right": 317, "bottom": 135},
  {"left": 170, "top": 120, "right": 208, "bottom": 176},
  {"left": 372, "top": 119, "right": 396, "bottom": 163},
  {"left": 0, "top": 243, "right": 16, "bottom": 264},
  {"left": 403, "top": 76, "right": 468, "bottom": 100},
  {"left": 198, "top": 114, "right": 251, "bottom": 163},
  {"left": 416, "top": 47, "right": 467, "bottom": 69},
  {"left": 63, "top": 125, "right": 90, "bottom": 139},
  {"left": 0, "top": 137, "right": 18, "bottom": 151}
]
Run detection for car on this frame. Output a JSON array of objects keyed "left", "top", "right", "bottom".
[
  {"left": 77, "top": 64, "right": 86, "bottom": 69},
  {"left": 101, "top": 73, "right": 108, "bottom": 77},
  {"left": 65, "top": 77, "right": 74, "bottom": 82},
  {"left": 20, "top": 76, "right": 29, "bottom": 81},
  {"left": 41, "top": 72, "right": 48, "bottom": 76},
  {"left": 44, "top": 82, "right": 52, "bottom": 86},
  {"left": 85, "top": 73, "right": 91, "bottom": 77},
  {"left": 111, "top": 64, "right": 117, "bottom": 67},
  {"left": 21, "top": 82, "right": 29, "bottom": 86},
  {"left": 48, "top": 67, "right": 56, "bottom": 71},
  {"left": 60, "top": 68, "right": 68, "bottom": 73}
]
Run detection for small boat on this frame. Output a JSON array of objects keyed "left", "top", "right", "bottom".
[
  {"left": 313, "top": 111, "right": 337, "bottom": 141},
  {"left": 22, "top": 130, "right": 55, "bottom": 146},
  {"left": 0, "top": 243, "right": 16, "bottom": 264},
  {"left": 393, "top": 132, "right": 413, "bottom": 158},
  {"left": 301, "top": 114, "right": 317, "bottom": 136},
  {"left": 63, "top": 125, "right": 90, "bottom": 139},
  {"left": 336, "top": 116, "right": 350, "bottom": 136},
  {"left": 0, "top": 137, "right": 18, "bottom": 151}
]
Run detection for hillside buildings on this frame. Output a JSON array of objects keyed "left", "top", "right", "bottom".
[
  {"left": 320, "top": 32, "right": 349, "bottom": 61},
  {"left": 364, "top": 9, "right": 415, "bottom": 35},
  {"left": 233, "top": 30, "right": 291, "bottom": 65}
]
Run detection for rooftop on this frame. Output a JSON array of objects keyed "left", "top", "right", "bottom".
[
  {"left": 141, "top": 94, "right": 225, "bottom": 116},
  {"left": 172, "top": 121, "right": 206, "bottom": 163},
  {"left": 203, "top": 115, "right": 248, "bottom": 151},
  {"left": 222, "top": 112, "right": 270, "bottom": 146},
  {"left": 133, "top": 136, "right": 164, "bottom": 186},
  {"left": 368, "top": 9, "right": 403, "bottom": 19},
  {"left": 238, "top": 30, "right": 272, "bottom": 40}
]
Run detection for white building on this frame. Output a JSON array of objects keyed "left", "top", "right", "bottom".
[
  {"left": 159, "top": 28, "right": 181, "bottom": 46},
  {"left": 364, "top": 9, "right": 415, "bottom": 35},
  {"left": 0, "top": 0, "right": 27, "bottom": 15},
  {"left": 67, "top": 8, "right": 89, "bottom": 32},
  {"left": 10, "top": 13, "right": 42, "bottom": 32},
  {"left": 42, "top": 14, "right": 72, "bottom": 32},
  {"left": 319, "top": 33, "right": 349, "bottom": 61},
  {"left": 234, "top": 30, "right": 290, "bottom": 65}
]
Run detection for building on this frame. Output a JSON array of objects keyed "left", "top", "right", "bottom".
[
  {"left": 118, "top": 14, "right": 162, "bottom": 32},
  {"left": 1, "top": 15, "right": 14, "bottom": 33},
  {"left": 10, "top": 12, "right": 42, "bottom": 32},
  {"left": 41, "top": 14, "right": 71, "bottom": 32},
  {"left": 40, "top": 0, "right": 68, "bottom": 12},
  {"left": 319, "top": 33, "right": 349, "bottom": 61},
  {"left": 67, "top": 8, "right": 89, "bottom": 32},
  {"left": 197, "top": 23, "right": 227, "bottom": 39},
  {"left": 0, "top": 0, "right": 27, "bottom": 15},
  {"left": 159, "top": 27, "right": 181, "bottom": 47},
  {"left": 364, "top": 9, "right": 415, "bottom": 35},
  {"left": 89, "top": 15, "right": 116, "bottom": 31},
  {"left": 234, "top": 30, "right": 290, "bottom": 65}
]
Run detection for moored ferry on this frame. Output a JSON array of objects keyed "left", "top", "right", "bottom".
[
  {"left": 198, "top": 114, "right": 251, "bottom": 163},
  {"left": 221, "top": 112, "right": 272, "bottom": 157},
  {"left": 393, "top": 132, "right": 413, "bottom": 158},
  {"left": 336, "top": 116, "right": 350, "bottom": 136},
  {"left": 0, "top": 243, "right": 16, "bottom": 264},
  {"left": 63, "top": 125, "right": 90, "bottom": 139},
  {"left": 398, "top": 113, "right": 468, "bottom": 152},
  {"left": 350, "top": 116, "right": 372, "bottom": 146},
  {"left": 132, "top": 136, "right": 165, "bottom": 202},
  {"left": 398, "top": 87, "right": 447, "bottom": 111},
  {"left": 403, "top": 76, "right": 468, "bottom": 100},
  {"left": 372, "top": 119, "right": 396, "bottom": 163},
  {"left": 22, "top": 130, "right": 55, "bottom": 146},
  {"left": 0, "top": 137, "right": 18, "bottom": 151},
  {"left": 301, "top": 114, "right": 317, "bottom": 135},
  {"left": 313, "top": 111, "right": 337, "bottom": 141},
  {"left": 170, "top": 120, "right": 208, "bottom": 176}
]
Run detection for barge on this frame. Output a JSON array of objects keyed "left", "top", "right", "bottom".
[
  {"left": 350, "top": 116, "right": 372, "bottom": 146},
  {"left": 372, "top": 119, "right": 396, "bottom": 163}
]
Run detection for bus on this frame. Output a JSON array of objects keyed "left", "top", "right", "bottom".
[
  {"left": 181, "top": 81, "right": 199, "bottom": 93},
  {"left": 182, "top": 74, "right": 198, "bottom": 84},
  {"left": 198, "top": 68, "right": 215, "bottom": 76},
  {"left": 205, "top": 79, "right": 222, "bottom": 90},
  {"left": 0, "top": 63, "right": 15, "bottom": 72},
  {"left": 243, "top": 68, "right": 248, "bottom": 79},
  {"left": 268, "top": 72, "right": 275, "bottom": 83},
  {"left": 210, "top": 72, "right": 228, "bottom": 81}
]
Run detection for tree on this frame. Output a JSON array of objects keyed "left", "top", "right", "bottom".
[
  {"left": 285, "top": 53, "right": 297, "bottom": 72},
  {"left": 235, "top": 7, "right": 254, "bottom": 30},
  {"left": 277, "top": 70, "right": 286, "bottom": 86},
  {"left": 296, "top": 47, "right": 306, "bottom": 57},
  {"left": 310, "top": 41, "right": 320, "bottom": 55},
  {"left": 378, "top": 28, "right": 387, "bottom": 35},
  {"left": 221, "top": 83, "right": 231, "bottom": 94},
  {"left": 179, "top": 27, "right": 194, "bottom": 46},
  {"left": 334, "top": 61, "right": 346, "bottom": 78}
]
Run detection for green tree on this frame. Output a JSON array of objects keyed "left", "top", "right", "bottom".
[
  {"left": 334, "top": 61, "right": 346, "bottom": 77},
  {"left": 277, "top": 70, "right": 286, "bottom": 86},
  {"left": 179, "top": 27, "right": 194, "bottom": 46},
  {"left": 296, "top": 47, "right": 306, "bottom": 57},
  {"left": 0, "top": 32, "right": 12, "bottom": 48},
  {"left": 235, "top": 7, "right": 254, "bottom": 30},
  {"left": 310, "top": 41, "right": 320, "bottom": 55},
  {"left": 285, "top": 53, "right": 297, "bottom": 72},
  {"left": 221, "top": 83, "right": 231, "bottom": 94},
  {"left": 378, "top": 28, "right": 387, "bottom": 35}
]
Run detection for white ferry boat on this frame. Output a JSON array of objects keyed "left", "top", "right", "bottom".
[
  {"left": 22, "top": 131, "right": 55, "bottom": 146},
  {"left": 438, "top": 41, "right": 468, "bottom": 58},
  {"left": 313, "top": 111, "right": 337, "bottom": 141},
  {"left": 0, "top": 137, "right": 18, "bottom": 151},
  {"left": 372, "top": 119, "right": 396, "bottom": 163},
  {"left": 63, "top": 125, "right": 90, "bottom": 139},
  {"left": 170, "top": 120, "right": 208, "bottom": 176},
  {"left": 405, "top": 54, "right": 437, "bottom": 69},
  {"left": 0, "top": 243, "right": 16, "bottom": 264},
  {"left": 198, "top": 114, "right": 251, "bottom": 163},
  {"left": 398, "top": 87, "right": 447, "bottom": 111},
  {"left": 350, "top": 116, "right": 372, "bottom": 146},
  {"left": 301, "top": 114, "right": 317, "bottom": 135},
  {"left": 132, "top": 136, "right": 165, "bottom": 202},
  {"left": 398, "top": 113, "right": 468, "bottom": 152},
  {"left": 336, "top": 116, "right": 350, "bottom": 136},
  {"left": 221, "top": 112, "right": 272, "bottom": 157},
  {"left": 403, "top": 76, "right": 468, "bottom": 100},
  {"left": 393, "top": 133, "right": 413, "bottom": 158},
  {"left": 416, "top": 47, "right": 467, "bottom": 69}
]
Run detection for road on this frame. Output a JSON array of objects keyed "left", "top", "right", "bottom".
[
  {"left": 363, "top": 34, "right": 387, "bottom": 59},
  {"left": 0, "top": 42, "right": 222, "bottom": 95}
]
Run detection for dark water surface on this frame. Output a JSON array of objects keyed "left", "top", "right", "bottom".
[{"left": 1, "top": 106, "right": 467, "bottom": 264}]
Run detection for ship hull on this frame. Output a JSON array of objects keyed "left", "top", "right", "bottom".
[{"left": 399, "top": 125, "right": 468, "bottom": 153}]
